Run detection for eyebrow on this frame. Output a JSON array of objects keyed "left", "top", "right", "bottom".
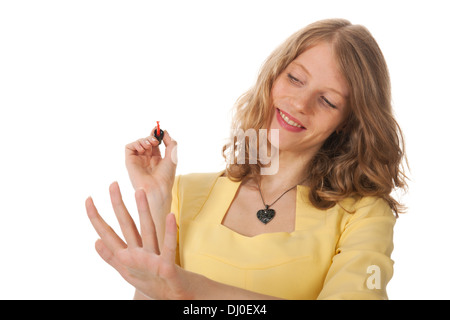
[{"left": 291, "top": 61, "right": 347, "bottom": 99}]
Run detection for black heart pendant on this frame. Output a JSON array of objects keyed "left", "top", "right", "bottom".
[{"left": 257, "top": 208, "right": 276, "bottom": 224}]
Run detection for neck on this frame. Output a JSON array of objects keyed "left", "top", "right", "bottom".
[{"left": 258, "top": 147, "right": 315, "bottom": 196}]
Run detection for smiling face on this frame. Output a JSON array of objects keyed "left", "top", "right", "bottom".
[{"left": 268, "top": 41, "right": 350, "bottom": 156}]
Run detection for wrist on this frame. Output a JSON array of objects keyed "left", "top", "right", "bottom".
[
  {"left": 145, "top": 188, "right": 171, "bottom": 208},
  {"left": 184, "top": 271, "right": 215, "bottom": 300}
]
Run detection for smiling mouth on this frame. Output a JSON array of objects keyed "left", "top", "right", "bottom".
[{"left": 276, "top": 108, "right": 306, "bottom": 129}]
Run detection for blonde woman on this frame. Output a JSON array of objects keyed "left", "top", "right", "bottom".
[{"left": 86, "top": 19, "right": 408, "bottom": 300}]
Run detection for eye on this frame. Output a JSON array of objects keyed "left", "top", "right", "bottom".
[
  {"left": 321, "top": 96, "right": 338, "bottom": 109},
  {"left": 287, "top": 73, "right": 303, "bottom": 85}
]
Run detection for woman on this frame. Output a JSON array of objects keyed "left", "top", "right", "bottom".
[{"left": 86, "top": 19, "right": 407, "bottom": 299}]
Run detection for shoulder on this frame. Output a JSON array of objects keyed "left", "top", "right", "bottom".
[
  {"left": 334, "top": 195, "right": 396, "bottom": 244},
  {"left": 175, "top": 170, "right": 225, "bottom": 194},
  {"left": 172, "top": 170, "right": 226, "bottom": 224},
  {"left": 173, "top": 170, "right": 225, "bottom": 207},
  {"left": 350, "top": 196, "right": 395, "bottom": 220},
  {"left": 337, "top": 194, "right": 395, "bottom": 219},
  {"left": 324, "top": 195, "right": 396, "bottom": 237}
]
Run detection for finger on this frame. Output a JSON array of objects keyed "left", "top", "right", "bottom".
[
  {"left": 125, "top": 140, "right": 140, "bottom": 152},
  {"left": 135, "top": 189, "right": 160, "bottom": 254},
  {"left": 161, "top": 130, "right": 178, "bottom": 166},
  {"left": 125, "top": 141, "right": 145, "bottom": 154},
  {"left": 95, "top": 239, "right": 135, "bottom": 283},
  {"left": 94, "top": 239, "right": 126, "bottom": 272},
  {"left": 150, "top": 142, "right": 162, "bottom": 158},
  {"left": 149, "top": 126, "right": 162, "bottom": 145},
  {"left": 109, "top": 182, "right": 142, "bottom": 248},
  {"left": 125, "top": 142, "right": 136, "bottom": 158},
  {"left": 139, "top": 138, "right": 153, "bottom": 150},
  {"left": 148, "top": 127, "right": 163, "bottom": 157},
  {"left": 161, "top": 129, "right": 173, "bottom": 147},
  {"left": 149, "top": 135, "right": 160, "bottom": 146},
  {"left": 126, "top": 138, "right": 157, "bottom": 157},
  {"left": 134, "top": 141, "right": 146, "bottom": 153},
  {"left": 161, "top": 213, "right": 178, "bottom": 265},
  {"left": 85, "top": 196, "right": 127, "bottom": 252}
]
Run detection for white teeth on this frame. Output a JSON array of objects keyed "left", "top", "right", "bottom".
[{"left": 279, "top": 109, "right": 303, "bottom": 128}]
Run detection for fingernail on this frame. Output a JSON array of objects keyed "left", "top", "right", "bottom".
[
  {"left": 136, "top": 187, "right": 146, "bottom": 196},
  {"left": 151, "top": 136, "right": 158, "bottom": 142}
]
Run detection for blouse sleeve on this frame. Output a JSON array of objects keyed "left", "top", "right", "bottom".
[
  {"left": 170, "top": 174, "right": 181, "bottom": 226},
  {"left": 170, "top": 174, "right": 181, "bottom": 265},
  {"left": 317, "top": 197, "right": 396, "bottom": 300}
]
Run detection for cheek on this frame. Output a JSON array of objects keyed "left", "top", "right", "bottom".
[
  {"left": 271, "top": 77, "right": 281, "bottom": 96},
  {"left": 270, "top": 77, "right": 291, "bottom": 103},
  {"left": 309, "top": 114, "right": 343, "bottom": 139},
  {"left": 267, "top": 125, "right": 280, "bottom": 148}
]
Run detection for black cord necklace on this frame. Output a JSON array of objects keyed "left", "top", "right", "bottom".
[{"left": 256, "top": 178, "right": 306, "bottom": 224}]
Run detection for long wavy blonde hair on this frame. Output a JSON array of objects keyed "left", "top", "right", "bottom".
[{"left": 222, "top": 19, "right": 408, "bottom": 216}]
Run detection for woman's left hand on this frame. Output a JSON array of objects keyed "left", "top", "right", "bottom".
[{"left": 85, "top": 182, "right": 192, "bottom": 300}]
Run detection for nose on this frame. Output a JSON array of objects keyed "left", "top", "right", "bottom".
[{"left": 291, "top": 92, "right": 314, "bottom": 115}]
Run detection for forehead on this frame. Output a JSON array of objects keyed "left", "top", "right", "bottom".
[{"left": 289, "top": 42, "right": 349, "bottom": 98}]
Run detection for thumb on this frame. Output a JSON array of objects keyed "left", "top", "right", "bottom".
[{"left": 162, "top": 130, "right": 178, "bottom": 166}]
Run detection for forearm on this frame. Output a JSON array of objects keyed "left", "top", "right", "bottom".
[
  {"left": 188, "top": 271, "right": 283, "bottom": 300},
  {"left": 145, "top": 193, "right": 172, "bottom": 249},
  {"left": 134, "top": 270, "right": 283, "bottom": 300}
]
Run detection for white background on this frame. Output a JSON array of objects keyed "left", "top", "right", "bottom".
[{"left": 1, "top": 0, "right": 449, "bottom": 299}]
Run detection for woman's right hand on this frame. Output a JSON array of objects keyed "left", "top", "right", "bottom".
[{"left": 125, "top": 125, "right": 177, "bottom": 201}]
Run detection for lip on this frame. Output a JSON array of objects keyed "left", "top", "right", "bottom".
[{"left": 275, "top": 108, "right": 306, "bottom": 132}]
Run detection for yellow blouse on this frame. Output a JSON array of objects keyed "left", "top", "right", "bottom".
[{"left": 170, "top": 171, "right": 396, "bottom": 300}]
